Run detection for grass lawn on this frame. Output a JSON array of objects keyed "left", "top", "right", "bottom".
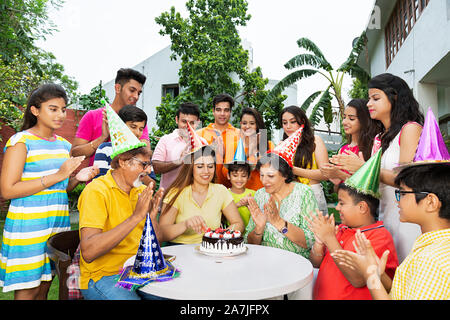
[{"left": 0, "top": 220, "right": 78, "bottom": 300}]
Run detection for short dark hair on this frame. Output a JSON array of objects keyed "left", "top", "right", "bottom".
[
  {"left": 395, "top": 164, "right": 450, "bottom": 220},
  {"left": 337, "top": 183, "right": 380, "bottom": 220},
  {"left": 256, "top": 153, "right": 294, "bottom": 183},
  {"left": 176, "top": 102, "right": 200, "bottom": 118},
  {"left": 213, "top": 93, "right": 234, "bottom": 110},
  {"left": 118, "top": 105, "right": 147, "bottom": 126},
  {"left": 115, "top": 68, "right": 146, "bottom": 86},
  {"left": 227, "top": 163, "right": 251, "bottom": 177}
]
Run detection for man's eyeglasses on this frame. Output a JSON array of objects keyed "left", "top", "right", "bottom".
[
  {"left": 131, "top": 157, "right": 151, "bottom": 170},
  {"left": 394, "top": 189, "right": 430, "bottom": 201}
]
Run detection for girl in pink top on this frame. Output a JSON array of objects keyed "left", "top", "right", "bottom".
[{"left": 322, "top": 99, "right": 381, "bottom": 184}]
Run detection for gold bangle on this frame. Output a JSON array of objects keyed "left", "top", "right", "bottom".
[
  {"left": 40, "top": 176, "right": 48, "bottom": 189},
  {"left": 89, "top": 141, "right": 96, "bottom": 150}
]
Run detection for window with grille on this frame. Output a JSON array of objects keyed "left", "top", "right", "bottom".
[{"left": 385, "top": 0, "right": 430, "bottom": 67}]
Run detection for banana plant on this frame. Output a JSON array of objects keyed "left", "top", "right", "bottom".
[{"left": 261, "top": 32, "right": 369, "bottom": 129}]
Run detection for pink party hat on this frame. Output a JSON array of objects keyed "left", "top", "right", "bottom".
[
  {"left": 395, "top": 107, "right": 450, "bottom": 171},
  {"left": 268, "top": 125, "right": 304, "bottom": 168},
  {"left": 186, "top": 122, "right": 209, "bottom": 154}
]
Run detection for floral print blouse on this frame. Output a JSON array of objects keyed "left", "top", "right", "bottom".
[{"left": 244, "top": 182, "right": 318, "bottom": 258}]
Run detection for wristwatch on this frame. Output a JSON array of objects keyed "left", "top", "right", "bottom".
[{"left": 279, "top": 221, "right": 288, "bottom": 235}]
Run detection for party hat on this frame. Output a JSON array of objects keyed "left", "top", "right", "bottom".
[
  {"left": 116, "top": 214, "right": 180, "bottom": 290},
  {"left": 268, "top": 125, "right": 304, "bottom": 168},
  {"left": 103, "top": 99, "right": 147, "bottom": 159},
  {"left": 224, "top": 138, "right": 255, "bottom": 170},
  {"left": 344, "top": 148, "right": 382, "bottom": 199},
  {"left": 185, "top": 121, "right": 210, "bottom": 155},
  {"left": 395, "top": 108, "right": 449, "bottom": 171}
]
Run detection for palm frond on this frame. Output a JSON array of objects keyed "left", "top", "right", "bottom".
[
  {"left": 284, "top": 53, "right": 330, "bottom": 71},
  {"left": 337, "top": 31, "right": 369, "bottom": 82},
  {"left": 296, "top": 38, "right": 332, "bottom": 71},
  {"left": 300, "top": 90, "right": 322, "bottom": 111},
  {"left": 309, "top": 87, "right": 332, "bottom": 127},
  {"left": 260, "top": 69, "right": 318, "bottom": 110}
]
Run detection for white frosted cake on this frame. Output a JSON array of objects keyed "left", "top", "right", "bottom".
[{"left": 200, "top": 228, "right": 245, "bottom": 255}]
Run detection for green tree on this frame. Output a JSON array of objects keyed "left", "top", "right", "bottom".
[
  {"left": 155, "top": 0, "right": 285, "bottom": 136},
  {"left": 0, "top": 54, "right": 49, "bottom": 141},
  {"left": 78, "top": 81, "right": 110, "bottom": 112},
  {"left": 261, "top": 32, "right": 369, "bottom": 128},
  {"left": 0, "top": 0, "right": 79, "bottom": 103}
]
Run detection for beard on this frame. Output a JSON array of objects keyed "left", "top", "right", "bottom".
[{"left": 132, "top": 174, "right": 145, "bottom": 188}]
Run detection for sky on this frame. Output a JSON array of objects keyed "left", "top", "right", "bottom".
[{"left": 37, "top": 0, "right": 376, "bottom": 109}]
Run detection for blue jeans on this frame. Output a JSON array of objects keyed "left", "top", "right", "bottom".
[{"left": 81, "top": 275, "right": 167, "bottom": 300}]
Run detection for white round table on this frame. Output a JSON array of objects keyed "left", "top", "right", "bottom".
[{"left": 134, "top": 244, "right": 313, "bottom": 300}]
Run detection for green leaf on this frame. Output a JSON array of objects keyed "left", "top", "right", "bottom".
[
  {"left": 284, "top": 53, "right": 330, "bottom": 71},
  {"left": 309, "top": 87, "right": 332, "bottom": 127},
  {"left": 260, "top": 69, "right": 318, "bottom": 110},
  {"left": 296, "top": 38, "right": 332, "bottom": 71},
  {"left": 300, "top": 91, "right": 322, "bottom": 111}
]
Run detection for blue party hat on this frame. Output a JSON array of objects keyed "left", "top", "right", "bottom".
[
  {"left": 116, "top": 214, "right": 180, "bottom": 290},
  {"left": 132, "top": 213, "right": 168, "bottom": 277},
  {"left": 224, "top": 138, "right": 255, "bottom": 169}
]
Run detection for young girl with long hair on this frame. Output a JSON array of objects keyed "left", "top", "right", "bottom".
[
  {"left": 280, "top": 106, "right": 329, "bottom": 215},
  {"left": 322, "top": 99, "right": 382, "bottom": 183},
  {"left": 0, "top": 84, "right": 98, "bottom": 299},
  {"left": 159, "top": 146, "right": 244, "bottom": 244}
]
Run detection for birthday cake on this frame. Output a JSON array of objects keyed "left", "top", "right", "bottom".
[{"left": 200, "top": 228, "right": 245, "bottom": 255}]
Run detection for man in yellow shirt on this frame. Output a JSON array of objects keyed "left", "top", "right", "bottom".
[
  {"left": 196, "top": 94, "right": 240, "bottom": 187},
  {"left": 78, "top": 105, "right": 164, "bottom": 300}
]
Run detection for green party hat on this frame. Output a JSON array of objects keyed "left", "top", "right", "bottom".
[
  {"left": 103, "top": 100, "right": 147, "bottom": 159},
  {"left": 344, "top": 148, "right": 382, "bottom": 199}
]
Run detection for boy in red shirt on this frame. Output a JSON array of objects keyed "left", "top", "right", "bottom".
[{"left": 307, "top": 149, "right": 398, "bottom": 300}]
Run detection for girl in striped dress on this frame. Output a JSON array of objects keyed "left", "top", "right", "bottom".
[{"left": 0, "top": 84, "right": 98, "bottom": 299}]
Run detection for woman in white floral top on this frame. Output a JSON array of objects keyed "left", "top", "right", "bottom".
[{"left": 244, "top": 153, "right": 318, "bottom": 258}]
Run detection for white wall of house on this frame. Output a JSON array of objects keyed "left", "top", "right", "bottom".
[{"left": 366, "top": 0, "right": 450, "bottom": 117}]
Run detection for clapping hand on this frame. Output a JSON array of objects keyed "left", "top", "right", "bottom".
[
  {"left": 264, "top": 196, "right": 282, "bottom": 226},
  {"left": 331, "top": 230, "right": 390, "bottom": 280},
  {"left": 149, "top": 187, "right": 165, "bottom": 220},
  {"left": 176, "top": 144, "right": 191, "bottom": 166},
  {"left": 305, "top": 209, "right": 336, "bottom": 245},
  {"left": 75, "top": 165, "right": 99, "bottom": 182},
  {"left": 58, "top": 156, "right": 86, "bottom": 180},
  {"left": 133, "top": 182, "right": 156, "bottom": 221},
  {"left": 248, "top": 197, "right": 266, "bottom": 230},
  {"left": 101, "top": 108, "right": 110, "bottom": 141},
  {"left": 330, "top": 150, "right": 365, "bottom": 174},
  {"left": 236, "top": 195, "right": 252, "bottom": 208}
]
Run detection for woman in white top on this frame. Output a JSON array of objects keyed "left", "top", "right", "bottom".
[{"left": 333, "top": 73, "right": 424, "bottom": 262}]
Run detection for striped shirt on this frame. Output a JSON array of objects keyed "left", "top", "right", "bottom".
[
  {"left": 390, "top": 228, "right": 450, "bottom": 299},
  {"left": 0, "top": 131, "right": 71, "bottom": 292}
]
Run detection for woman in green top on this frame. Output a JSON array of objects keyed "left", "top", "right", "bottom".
[{"left": 245, "top": 153, "right": 318, "bottom": 258}]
